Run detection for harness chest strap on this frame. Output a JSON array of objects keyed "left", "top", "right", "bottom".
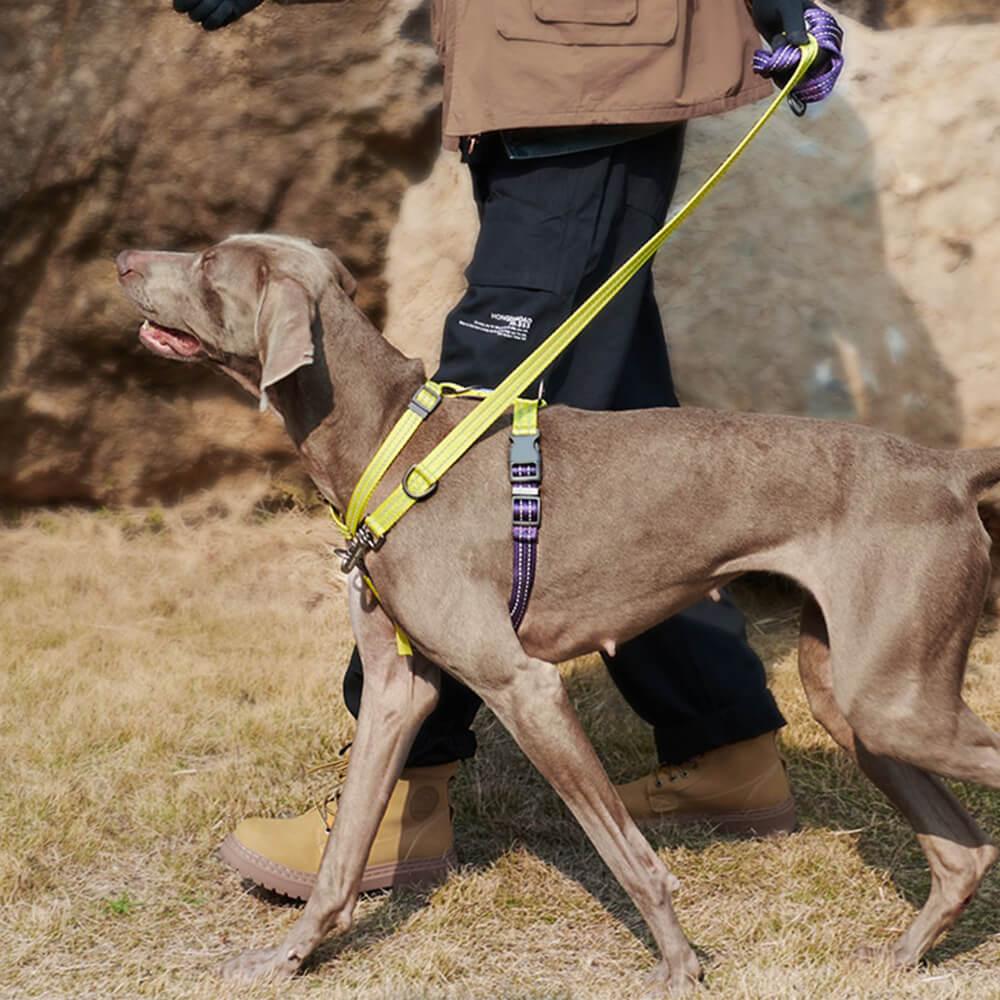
[
  {"left": 329, "top": 384, "right": 543, "bottom": 651},
  {"left": 336, "top": 381, "right": 445, "bottom": 556},
  {"left": 329, "top": 380, "right": 448, "bottom": 653},
  {"left": 328, "top": 505, "right": 416, "bottom": 655}
]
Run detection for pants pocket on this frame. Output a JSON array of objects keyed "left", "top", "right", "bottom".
[{"left": 464, "top": 165, "right": 569, "bottom": 293}]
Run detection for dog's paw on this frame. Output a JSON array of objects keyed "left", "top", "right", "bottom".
[
  {"left": 855, "top": 940, "right": 920, "bottom": 969},
  {"left": 640, "top": 957, "right": 703, "bottom": 998},
  {"left": 853, "top": 942, "right": 894, "bottom": 964},
  {"left": 220, "top": 945, "right": 301, "bottom": 982}
]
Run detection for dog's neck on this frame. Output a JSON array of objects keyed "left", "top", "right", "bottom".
[{"left": 267, "top": 284, "right": 427, "bottom": 513}]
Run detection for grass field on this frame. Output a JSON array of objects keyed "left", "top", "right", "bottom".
[{"left": 2, "top": 501, "right": 1000, "bottom": 999}]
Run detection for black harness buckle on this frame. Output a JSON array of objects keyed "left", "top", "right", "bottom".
[{"left": 509, "top": 431, "right": 542, "bottom": 483}]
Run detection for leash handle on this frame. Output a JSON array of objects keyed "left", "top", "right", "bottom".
[
  {"left": 753, "top": 7, "right": 845, "bottom": 109},
  {"left": 361, "top": 38, "right": 820, "bottom": 544}
]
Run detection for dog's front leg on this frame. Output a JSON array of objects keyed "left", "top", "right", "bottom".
[
  {"left": 471, "top": 649, "right": 701, "bottom": 997},
  {"left": 221, "top": 572, "right": 441, "bottom": 982}
]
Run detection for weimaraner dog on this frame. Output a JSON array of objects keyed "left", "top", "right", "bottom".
[{"left": 117, "top": 233, "right": 1000, "bottom": 995}]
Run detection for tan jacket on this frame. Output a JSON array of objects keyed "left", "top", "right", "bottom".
[{"left": 431, "top": 0, "right": 772, "bottom": 149}]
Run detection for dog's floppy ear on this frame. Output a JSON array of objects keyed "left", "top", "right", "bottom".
[{"left": 256, "top": 275, "right": 315, "bottom": 412}]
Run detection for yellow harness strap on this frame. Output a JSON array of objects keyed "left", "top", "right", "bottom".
[
  {"left": 512, "top": 396, "right": 540, "bottom": 439},
  {"left": 363, "top": 574, "right": 414, "bottom": 657},
  {"left": 344, "top": 381, "right": 444, "bottom": 537},
  {"left": 361, "top": 39, "right": 819, "bottom": 546}
]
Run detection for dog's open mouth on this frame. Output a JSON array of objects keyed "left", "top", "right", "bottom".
[{"left": 138, "top": 320, "right": 203, "bottom": 360}]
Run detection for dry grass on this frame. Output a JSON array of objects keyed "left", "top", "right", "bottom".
[{"left": 2, "top": 502, "right": 1000, "bottom": 999}]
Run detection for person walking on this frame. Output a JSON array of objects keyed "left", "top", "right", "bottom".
[{"left": 174, "top": 0, "right": 811, "bottom": 899}]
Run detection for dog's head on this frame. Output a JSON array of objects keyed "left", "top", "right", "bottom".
[{"left": 116, "top": 234, "right": 357, "bottom": 409}]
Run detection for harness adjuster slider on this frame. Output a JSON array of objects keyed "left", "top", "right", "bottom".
[
  {"left": 339, "top": 521, "right": 385, "bottom": 574},
  {"left": 408, "top": 383, "right": 443, "bottom": 421},
  {"left": 512, "top": 495, "right": 541, "bottom": 528},
  {"left": 509, "top": 432, "right": 541, "bottom": 482}
]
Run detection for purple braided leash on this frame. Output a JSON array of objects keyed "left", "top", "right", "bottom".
[{"left": 752, "top": 7, "right": 845, "bottom": 108}]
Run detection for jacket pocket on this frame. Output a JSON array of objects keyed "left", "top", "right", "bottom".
[
  {"left": 534, "top": 0, "right": 637, "bottom": 25},
  {"left": 497, "top": 0, "right": 678, "bottom": 45}
]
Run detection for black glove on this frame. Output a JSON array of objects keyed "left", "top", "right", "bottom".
[
  {"left": 750, "top": 0, "right": 812, "bottom": 48},
  {"left": 173, "top": 0, "right": 265, "bottom": 31}
]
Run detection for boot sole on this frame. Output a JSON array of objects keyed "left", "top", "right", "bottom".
[
  {"left": 219, "top": 835, "right": 458, "bottom": 902},
  {"left": 636, "top": 795, "right": 797, "bottom": 837}
]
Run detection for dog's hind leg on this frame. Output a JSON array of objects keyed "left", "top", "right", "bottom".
[
  {"left": 467, "top": 645, "right": 701, "bottom": 997},
  {"left": 221, "top": 572, "right": 442, "bottom": 982},
  {"left": 799, "top": 595, "right": 998, "bottom": 966},
  {"left": 828, "top": 539, "right": 1000, "bottom": 793}
]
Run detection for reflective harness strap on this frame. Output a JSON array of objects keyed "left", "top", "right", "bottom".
[
  {"left": 344, "top": 380, "right": 443, "bottom": 535},
  {"left": 508, "top": 398, "right": 541, "bottom": 631}
]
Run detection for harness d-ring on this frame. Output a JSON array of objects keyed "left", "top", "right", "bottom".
[{"left": 402, "top": 464, "right": 438, "bottom": 502}]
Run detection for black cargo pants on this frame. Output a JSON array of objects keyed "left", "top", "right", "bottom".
[{"left": 344, "top": 127, "right": 785, "bottom": 766}]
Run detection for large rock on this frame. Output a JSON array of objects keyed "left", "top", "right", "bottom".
[
  {"left": 885, "top": 0, "right": 997, "bottom": 26},
  {"left": 384, "top": 20, "right": 999, "bottom": 458},
  {"left": 827, "top": 0, "right": 996, "bottom": 27},
  {"left": 0, "top": 0, "right": 439, "bottom": 504},
  {"left": 2, "top": 4, "right": 996, "bottom": 505}
]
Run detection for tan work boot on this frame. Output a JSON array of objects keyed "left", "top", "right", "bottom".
[
  {"left": 220, "top": 759, "right": 459, "bottom": 901},
  {"left": 616, "top": 733, "right": 796, "bottom": 836}
]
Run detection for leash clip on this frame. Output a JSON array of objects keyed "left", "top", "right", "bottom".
[
  {"left": 787, "top": 93, "right": 807, "bottom": 118},
  {"left": 338, "top": 522, "right": 385, "bottom": 574}
]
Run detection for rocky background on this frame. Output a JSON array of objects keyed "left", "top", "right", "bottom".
[
  {"left": 0, "top": 0, "right": 441, "bottom": 504},
  {"left": 0, "top": 0, "right": 996, "bottom": 506}
]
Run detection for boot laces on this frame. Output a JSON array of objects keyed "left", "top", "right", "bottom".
[
  {"left": 654, "top": 757, "right": 699, "bottom": 788},
  {"left": 305, "top": 742, "right": 352, "bottom": 832}
]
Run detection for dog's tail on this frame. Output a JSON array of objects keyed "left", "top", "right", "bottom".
[{"left": 960, "top": 448, "right": 1000, "bottom": 496}]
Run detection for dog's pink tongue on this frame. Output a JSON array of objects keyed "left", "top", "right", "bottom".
[{"left": 139, "top": 320, "right": 202, "bottom": 357}]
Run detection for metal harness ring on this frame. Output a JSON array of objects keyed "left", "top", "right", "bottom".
[{"left": 402, "top": 464, "right": 438, "bottom": 502}]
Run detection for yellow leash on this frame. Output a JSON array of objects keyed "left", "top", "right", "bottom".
[{"left": 335, "top": 38, "right": 820, "bottom": 577}]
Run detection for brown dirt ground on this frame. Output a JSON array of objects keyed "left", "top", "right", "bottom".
[{"left": 1, "top": 502, "right": 999, "bottom": 999}]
